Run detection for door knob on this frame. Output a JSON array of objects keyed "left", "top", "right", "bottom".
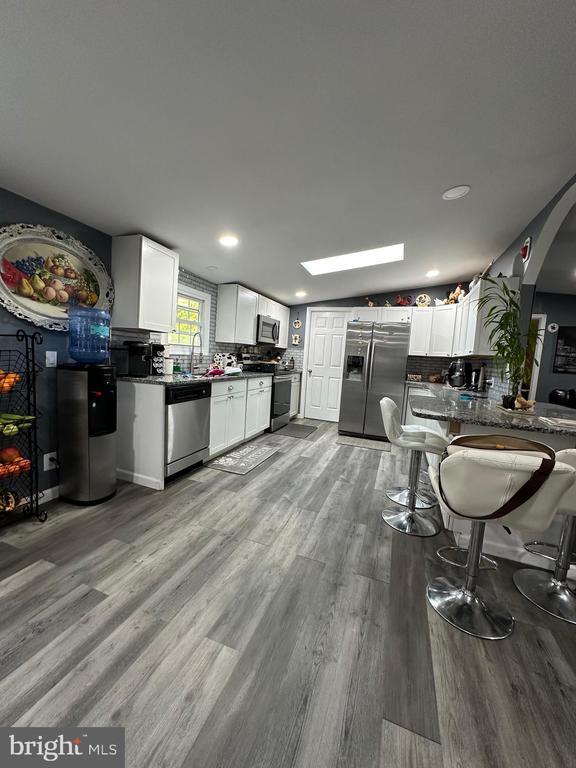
[{"left": 308, "top": 369, "right": 312, "bottom": 375}]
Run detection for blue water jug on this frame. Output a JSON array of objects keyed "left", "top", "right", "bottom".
[{"left": 68, "top": 306, "right": 111, "bottom": 364}]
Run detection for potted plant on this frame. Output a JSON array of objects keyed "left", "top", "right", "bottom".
[{"left": 477, "top": 277, "right": 539, "bottom": 409}]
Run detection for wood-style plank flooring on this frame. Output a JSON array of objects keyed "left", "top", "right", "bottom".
[{"left": 1, "top": 421, "right": 575, "bottom": 767}]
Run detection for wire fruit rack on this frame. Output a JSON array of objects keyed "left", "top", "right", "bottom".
[{"left": 0, "top": 330, "right": 46, "bottom": 525}]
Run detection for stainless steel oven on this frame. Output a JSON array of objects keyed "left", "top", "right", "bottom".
[
  {"left": 165, "top": 382, "right": 211, "bottom": 476},
  {"left": 257, "top": 315, "right": 280, "bottom": 345}
]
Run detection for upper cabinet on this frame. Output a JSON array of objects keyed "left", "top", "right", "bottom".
[
  {"left": 351, "top": 306, "right": 412, "bottom": 323},
  {"left": 381, "top": 306, "right": 413, "bottom": 323},
  {"left": 351, "top": 307, "right": 380, "bottom": 322},
  {"left": 407, "top": 277, "right": 519, "bottom": 358},
  {"left": 408, "top": 307, "right": 433, "bottom": 355},
  {"left": 217, "top": 284, "right": 290, "bottom": 347},
  {"left": 111, "top": 235, "right": 179, "bottom": 332},
  {"left": 429, "top": 304, "right": 457, "bottom": 357},
  {"left": 216, "top": 284, "right": 259, "bottom": 344},
  {"left": 276, "top": 304, "right": 290, "bottom": 348}
]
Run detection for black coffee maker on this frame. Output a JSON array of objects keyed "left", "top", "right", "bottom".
[{"left": 447, "top": 359, "right": 472, "bottom": 388}]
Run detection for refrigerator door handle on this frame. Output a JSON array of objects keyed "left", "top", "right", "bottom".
[{"left": 366, "top": 341, "right": 376, "bottom": 390}]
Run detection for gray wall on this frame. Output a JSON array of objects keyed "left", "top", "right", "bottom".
[
  {"left": 532, "top": 292, "right": 576, "bottom": 401},
  {"left": 0, "top": 187, "right": 112, "bottom": 491}
]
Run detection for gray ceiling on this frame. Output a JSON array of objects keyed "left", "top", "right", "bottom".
[
  {"left": 1, "top": 1, "right": 576, "bottom": 304},
  {"left": 537, "top": 203, "right": 576, "bottom": 294}
]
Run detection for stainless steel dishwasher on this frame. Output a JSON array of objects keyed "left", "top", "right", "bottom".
[{"left": 165, "top": 381, "right": 211, "bottom": 477}]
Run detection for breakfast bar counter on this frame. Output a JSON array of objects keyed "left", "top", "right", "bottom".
[
  {"left": 409, "top": 390, "right": 576, "bottom": 440},
  {"left": 409, "top": 388, "right": 576, "bottom": 565}
]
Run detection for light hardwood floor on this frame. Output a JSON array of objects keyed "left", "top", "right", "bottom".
[{"left": 1, "top": 421, "right": 575, "bottom": 767}]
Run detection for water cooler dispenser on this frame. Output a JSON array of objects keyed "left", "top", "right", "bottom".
[{"left": 57, "top": 364, "right": 117, "bottom": 504}]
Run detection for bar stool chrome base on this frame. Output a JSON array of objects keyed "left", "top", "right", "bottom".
[
  {"left": 386, "top": 486, "right": 436, "bottom": 509},
  {"left": 382, "top": 507, "right": 442, "bottom": 537},
  {"left": 427, "top": 576, "right": 515, "bottom": 640},
  {"left": 437, "top": 545, "right": 498, "bottom": 571},
  {"left": 513, "top": 569, "right": 576, "bottom": 624}
]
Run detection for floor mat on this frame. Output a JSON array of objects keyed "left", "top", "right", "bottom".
[
  {"left": 275, "top": 423, "right": 318, "bottom": 439},
  {"left": 206, "top": 443, "right": 278, "bottom": 474},
  {"left": 336, "top": 435, "right": 391, "bottom": 451}
]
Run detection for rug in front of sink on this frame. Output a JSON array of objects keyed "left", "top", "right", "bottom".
[{"left": 206, "top": 443, "right": 278, "bottom": 474}]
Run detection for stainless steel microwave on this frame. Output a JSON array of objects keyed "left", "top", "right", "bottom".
[{"left": 257, "top": 314, "right": 280, "bottom": 344}]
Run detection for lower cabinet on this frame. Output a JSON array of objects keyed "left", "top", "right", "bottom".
[
  {"left": 245, "top": 382, "right": 272, "bottom": 439},
  {"left": 289, "top": 374, "right": 301, "bottom": 418},
  {"left": 209, "top": 387, "right": 247, "bottom": 456},
  {"left": 209, "top": 377, "right": 272, "bottom": 457}
]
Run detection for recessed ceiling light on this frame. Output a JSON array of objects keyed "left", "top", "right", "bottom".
[
  {"left": 301, "top": 243, "right": 404, "bottom": 276},
  {"left": 426, "top": 269, "right": 440, "bottom": 278},
  {"left": 295, "top": 290, "right": 307, "bottom": 298},
  {"left": 206, "top": 265, "right": 218, "bottom": 271},
  {"left": 442, "top": 185, "right": 470, "bottom": 201},
  {"left": 218, "top": 233, "right": 240, "bottom": 248}
]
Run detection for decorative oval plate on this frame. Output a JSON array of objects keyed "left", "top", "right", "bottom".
[{"left": 0, "top": 224, "right": 114, "bottom": 331}]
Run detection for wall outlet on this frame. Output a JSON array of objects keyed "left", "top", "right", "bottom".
[
  {"left": 45, "top": 351, "right": 58, "bottom": 368},
  {"left": 43, "top": 451, "right": 58, "bottom": 472}
]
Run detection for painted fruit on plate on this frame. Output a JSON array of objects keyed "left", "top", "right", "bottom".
[{"left": 1, "top": 245, "right": 100, "bottom": 310}]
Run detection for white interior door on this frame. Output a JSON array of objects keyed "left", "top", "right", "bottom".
[{"left": 304, "top": 310, "right": 349, "bottom": 421}]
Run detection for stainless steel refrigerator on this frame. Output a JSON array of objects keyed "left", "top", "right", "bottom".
[{"left": 338, "top": 321, "right": 410, "bottom": 440}]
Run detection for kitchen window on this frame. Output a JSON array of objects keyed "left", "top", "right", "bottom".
[{"left": 168, "top": 286, "right": 210, "bottom": 354}]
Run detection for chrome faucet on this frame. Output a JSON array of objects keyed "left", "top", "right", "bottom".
[{"left": 190, "top": 331, "right": 204, "bottom": 373}]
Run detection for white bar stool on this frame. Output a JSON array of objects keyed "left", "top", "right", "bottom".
[
  {"left": 427, "top": 444, "right": 575, "bottom": 639},
  {"left": 514, "top": 448, "right": 576, "bottom": 624},
  {"left": 379, "top": 397, "right": 449, "bottom": 537}
]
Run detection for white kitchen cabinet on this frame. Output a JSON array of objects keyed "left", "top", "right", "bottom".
[
  {"left": 408, "top": 308, "right": 433, "bottom": 355},
  {"left": 429, "top": 304, "right": 456, "bottom": 357},
  {"left": 289, "top": 374, "right": 301, "bottom": 418},
  {"left": 276, "top": 304, "right": 290, "bottom": 348},
  {"left": 351, "top": 307, "right": 380, "bottom": 322},
  {"left": 257, "top": 295, "right": 273, "bottom": 317},
  {"left": 228, "top": 390, "right": 247, "bottom": 445},
  {"left": 208, "top": 395, "right": 229, "bottom": 456},
  {"left": 111, "top": 235, "right": 179, "bottom": 332},
  {"left": 209, "top": 386, "right": 247, "bottom": 456},
  {"left": 381, "top": 306, "right": 413, "bottom": 323},
  {"left": 216, "top": 284, "right": 259, "bottom": 344},
  {"left": 245, "top": 380, "right": 272, "bottom": 439}
]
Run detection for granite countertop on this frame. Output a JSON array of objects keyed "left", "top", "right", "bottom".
[
  {"left": 118, "top": 371, "right": 275, "bottom": 386},
  {"left": 404, "top": 380, "right": 446, "bottom": 390},
  {"left": 409, "top": 389, "right": 576, "bottom": 436}
]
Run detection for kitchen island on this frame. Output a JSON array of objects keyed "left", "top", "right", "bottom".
[
  {"left": 410, "top": 389, "right": 576, "bottom": 442},
  {"left": 409, "top": 388, "right": 576, "bottom": 566}
]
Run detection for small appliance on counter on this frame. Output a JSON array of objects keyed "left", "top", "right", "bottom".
[
  {"left": 57, "top": 364, "right": 117, "bottom": 504},
  {"left": 447, "top": 359, "right": 472, "bottom": 388},
  {"left": 111, "top": 341, "right": 157, "bottom": 378}
]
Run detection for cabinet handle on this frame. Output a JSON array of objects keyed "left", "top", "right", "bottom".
[
  {"left": 228, "top": 385, "right": 233, "bottom": 391},
  {"left": 259, "top": 380, "right": 263, "bottom": 385}
]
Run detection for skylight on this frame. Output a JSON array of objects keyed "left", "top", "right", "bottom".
[{"left": 301, "top": 243, "right": 404, "bottom": 276}]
